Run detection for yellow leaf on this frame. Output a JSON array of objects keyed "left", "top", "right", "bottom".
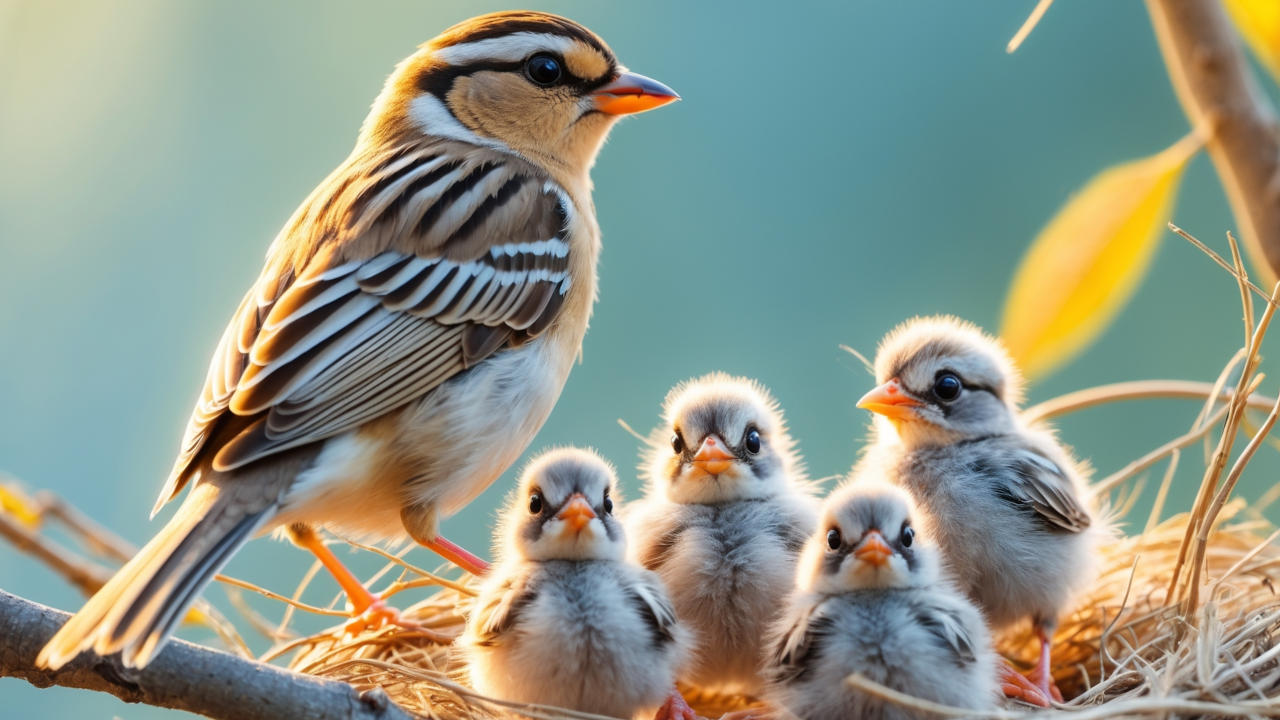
[
  {"left": 0, "top": 484, "right": 41, "bottom": 528},
  {"left": 1000, "top": 133, "right": 1201, "bottom": 380},
  {"left": 1224, "top": 0, "right": 1280, "bottom": 84}
]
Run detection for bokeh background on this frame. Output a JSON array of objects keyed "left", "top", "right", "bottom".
[{"left": 2, "top": 1, "right": 1277, "bottom": 716}]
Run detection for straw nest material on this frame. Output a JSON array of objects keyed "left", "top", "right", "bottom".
[
  {"left": 276, "top": 500, "right": 1280, "bottom": 719},
  {"left": 277, "top": 232, "right": 1280, "bottom": 719}
]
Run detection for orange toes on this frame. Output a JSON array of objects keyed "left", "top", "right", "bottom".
[{"left": 342, "top": 597, "right": 420, "bottom": 635}]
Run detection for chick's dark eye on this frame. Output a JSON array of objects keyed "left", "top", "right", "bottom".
[
  {"left": 528, "top": 492, "right": 543, "bottom": 515},
  {"left": 525, "top": 54, "right": 563, "bottom": 86},
  {"left": 933, "top": 372, "right": 963, "bottom": 402},
  {"left": 671, "top": 432, "right": 684, "bottom": 454},
  {"left": 744, "top": 428, "right": 761, "bottom": 454},
  {"left": 826, "top": 528, "right": 841, "bottom": 550},
  {"left": 603, "top": 495, "right": 614, "bottom": 514},
  {"left": 901, "top": 526, "right": 915, "bottom": 548}
]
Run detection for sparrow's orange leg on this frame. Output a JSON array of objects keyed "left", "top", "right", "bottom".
[
  {"left": 421, "top": 535, "right": 490, "bottom": 575},
  {"left": 289, "top": 525, "right": 418, "bottom": 633},
  {"left": 999, "top": 659, "right": 1051, "bottom": 707},
  {"left": 1027, "top": 625, "right": 1065, "bottom": 702},
  {"left": 654, "top": 685, "right": 697, "bottom": 720}
]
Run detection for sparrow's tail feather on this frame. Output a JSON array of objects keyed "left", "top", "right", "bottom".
[{"left": 36, "top": 482, "right": 273, "bottom": 670}]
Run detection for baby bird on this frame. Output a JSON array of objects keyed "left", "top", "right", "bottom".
[
  {"left": 626, "top": 373, "right": 818, "bottom": 696},
  {"left": 852, "top": 316, "right": 1101, "bottom": 704},
  {"left": 763, "top": 481, "right": 998, "bottom": 720},
  {"left": 464, "top": 448, "right": 690, "bottom": 719}
]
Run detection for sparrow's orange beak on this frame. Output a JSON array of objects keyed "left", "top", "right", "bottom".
[
  {"left": 853, "top": 530, "right": 893, "bottom": 568},
  {"left": 592, "top": 71, "right": 679, "bottom": 115},
  {"left": 856, "top": 379, "right": 922, "bottom": 421},
  {"left": 556, "top": 493, "right": 596, "bottom": 533},
  {"left": 691, "top": 436, "right": 734, "bottom": 476}
]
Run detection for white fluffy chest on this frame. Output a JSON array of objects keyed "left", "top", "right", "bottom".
[{"left": 275, "top": 334, "right": 579, "bottom": 541}]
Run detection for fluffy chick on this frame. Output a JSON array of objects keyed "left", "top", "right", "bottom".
[
  {"left": 852, "top": 316, "right": 1102, "bottom": 702},
  {"left": 463, "top": 448, "right": 689, "bottom": 719},
  {"left": 763, "top": 481, "right": 998, "bottom": 720},
  {"left": 626, "top": 373, "right": 818, "bottom": 695}
]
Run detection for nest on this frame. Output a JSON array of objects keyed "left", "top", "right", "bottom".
[
  {"left": 272, "top": 502, "right": 1280, "bottom": 719},
  {"left": 275, "top": 231, "right": 1280, "bottom": 719}
]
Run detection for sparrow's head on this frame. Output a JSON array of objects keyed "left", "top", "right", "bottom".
[
  {"left": 646, "top": 373, "right": 804, "bottom": 505},
  {"left": 364, "top": 11, "right": 677, "bottom": 179},
  {"left": 502, "top": 447, "right": 625, "bottom": 563},
  {"left": 858, "top": 316, "right": 1022, "bottom": 448},
  {"left": 799, "top": 481, "right": 936, "bottom": 593}
]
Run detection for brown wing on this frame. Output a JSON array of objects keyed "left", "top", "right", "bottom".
[{"left": 154, "top": 143, "right": 572, "bottom": 512}]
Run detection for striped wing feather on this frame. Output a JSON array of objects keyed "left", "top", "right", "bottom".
[
  {"left": 1008, "top": 447, "right": 1091, "bottom": 533},
  {"left": 155, "top": 141, "right": 572, "bottom": 510}
]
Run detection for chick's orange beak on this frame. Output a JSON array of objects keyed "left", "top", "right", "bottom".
[
  {"left": 691, "top": 436, "right": 734, "bottom": 476},
  {"left": 853, "top": 530, "right": 893, "bottom": 568},
  {"left": 592, "top": 71, "right": 679, "bottom": 115},
  {"left": 856, "top": 379, "right": 922, "bottom": 421},
  {"left": 556, "top": 493, "right": 596, "bottom": 533}
]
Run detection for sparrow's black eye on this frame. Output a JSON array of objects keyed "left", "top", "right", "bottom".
[
  {"left": 671, "top": 432, "right": 684, "bottom": 454},
  {"left": 933, "top": 372, "right": 963, "bottom": 402},
  {"left": 603, "top": 495, "right": 614, "bottom": 514},
  {"left": 826, "top": 528, "right": 841, "bottom": 550},
  {"left": 744, "top": 428, "right": 762, "bottom": 454},
  {"left": 901, "top": 526, "right": 915, "bottom": 548},
  {"left": 528, "top": 492, "right": 543, "bottom": 515},
  {"left": 525, "top": 54, "right": 563, "bottom": 86}
]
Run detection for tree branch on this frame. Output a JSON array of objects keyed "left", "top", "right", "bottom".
[
  {"left": 0, "top": 590, "right": 417, "bottom": 720},
  {"left": 1146, "top": 0, "right": 1280, "bottom": 281}
]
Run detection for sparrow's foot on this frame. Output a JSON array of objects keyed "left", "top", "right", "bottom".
[
  {"left": 654, "top": 686, "right": 698, "bottom": 720},
  {"left": 999, "top": 660, "right": 1051, "bottom": 708},
  {"left": 342, "top": 595, "right": 421, "bottom": 635},
  {"left": 290, "top": 524, "right": 418, "bottom": 634}
]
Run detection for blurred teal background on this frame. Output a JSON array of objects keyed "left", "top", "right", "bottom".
[{"left": 2, "top": 1, "right": 1278, "bottom": 717}]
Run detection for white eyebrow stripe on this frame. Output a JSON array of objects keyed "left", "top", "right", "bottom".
[
  {"left": 407, "top": 94, "right": 516, "bottom": 156},
  {"left": 432, "top": 32, "right": 578, "bottom": 65}
]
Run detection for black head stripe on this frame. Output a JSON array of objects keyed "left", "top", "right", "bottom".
[
  {"left": 432, "top": 11, "right": 616, "bottom": 65},
  {"left": 417, "top": 59, "right": 523, "bottom": 98}
]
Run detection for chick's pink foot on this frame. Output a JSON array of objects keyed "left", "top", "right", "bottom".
[
  {"left": 654, "top": 686, "right": 697, "bottom": 720},
  {"left": 999, "top": 659, "right": 1051, "bottom": 708},
  {"left": 1029, "top": 625, "right": 1064, "bottom": 702}
]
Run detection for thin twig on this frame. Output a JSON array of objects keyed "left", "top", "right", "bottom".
[
  {"left": 1092, "top": 402, "right": 1232, "bottom": 496},
  {"left": 1188, "top": 389, "right": 1280, "bottom": 610},
  {"left": 838, "top": 344, "right": 875, "bottom": 375},
  {"left": 1007, "top": 0, "right": 1056, "bottom": 53},
  {"left": 1172, "top": 224, "right": 1280, "bottom": 302},
  {"left": 1023, "top": 380, "right": 1274, "bottom": 424},
  {"left": 213, "top": 574, "right": 349, "bottom": 618}
]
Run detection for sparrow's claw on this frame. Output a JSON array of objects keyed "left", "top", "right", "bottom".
[
  {"left": 999, "top": 660, "right": 1051, "bottom": 708},
  {"left": 655, "top": 687, "right": 698, "bottom": 720},
  {"left": 342, "top": 596, "right": 421, "bottom": 635}
]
